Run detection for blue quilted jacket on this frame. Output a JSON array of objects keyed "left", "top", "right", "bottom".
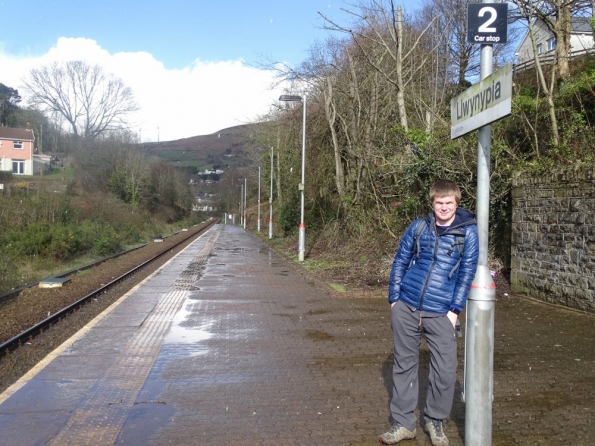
[{"left": 388, "top": 208, "right": 479, "bottom": 313}]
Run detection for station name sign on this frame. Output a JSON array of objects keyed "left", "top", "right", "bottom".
[
  {"left": 450, "top": 62, "right": 512, "bottom": 139},
  {"left": 467, "top": 3, "right": 508, "bottom": 44}
]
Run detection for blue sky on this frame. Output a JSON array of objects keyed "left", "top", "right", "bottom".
[
  {"left": 2, "top": 0, "right": 355, "bottom": 68},
  {"left": 0, "top": 0, "right": 419, "bottom": 140}
]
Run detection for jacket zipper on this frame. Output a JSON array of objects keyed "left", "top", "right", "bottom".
[{"left": 417, "top": 223, "right": 440, "bottom": 311}]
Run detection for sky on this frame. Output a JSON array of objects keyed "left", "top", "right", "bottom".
[{"left": 0, "top": 0, "right": 421, "bottom": 142}]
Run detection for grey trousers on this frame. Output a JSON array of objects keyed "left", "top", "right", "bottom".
[{"left": 389, "top": 300, "right": 458, "bottom": 431}]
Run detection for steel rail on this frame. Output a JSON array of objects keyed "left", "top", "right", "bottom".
[
  {"left": 0, "top": 245, "right": 147, "bottom": 304},
  {"left": 0, "top": 219, "right": 218, "bottom": 357},
  {"left": 0, "top": 230, "right": 195, "bottom": 304}
]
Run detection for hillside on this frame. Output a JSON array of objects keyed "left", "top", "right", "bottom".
[{"left": 143, "top": 124, "right": 258, "bottom": 171}]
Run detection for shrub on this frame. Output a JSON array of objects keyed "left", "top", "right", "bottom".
[
  {"left": 3, "top": 222, "right": 79, "bottom": 260},
  {"left": 46, "top": 226, "right": 79, "bottom": 260},
  {"left": 0, "top": 249, "right": 19, "bottom": 291},
  {"left": 0, "top": 171, "right": 13, "bottom": 183},
  {"left": 277, "top": 194, "right": 300, "bottom": 236},
  {"left": 93, "top": 227, "right": 123, "bottom": 257}
]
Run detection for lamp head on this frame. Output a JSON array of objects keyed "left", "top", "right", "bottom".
[{"left": 279, "top": 95, "right": 303, "bottom": 102}]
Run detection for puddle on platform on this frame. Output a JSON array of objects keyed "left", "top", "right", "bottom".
[
  {"left": 166, "top": 325, "right": 211, "bottom": 345},
  {"left": 307, "top": 309, "right": 331, "bottom": 316},
  {"left": 164, "top": 303, "right": 213, "bottom": 355},
  {"left": 306, "top": 330, "right": 334, "bottom": 341}
]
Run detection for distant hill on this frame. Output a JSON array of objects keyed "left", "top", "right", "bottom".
[{"left": 143, "top": 123, "right": 259, "bottom": 171}]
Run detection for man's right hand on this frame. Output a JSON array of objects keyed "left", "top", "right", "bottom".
[{"left": 447, "top": 310, "right": 458, "bottom": 328}]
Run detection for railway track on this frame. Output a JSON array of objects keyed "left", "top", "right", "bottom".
[{"left": 0, "top": 219, "right": 218, "bottom": 359}]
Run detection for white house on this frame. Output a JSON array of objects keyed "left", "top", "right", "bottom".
[
  {"left": 199, "top": 169, "right": 224, "bottom": 175},
  {"left": 515, "top": 17, "right": 594, "bottom": 69}
]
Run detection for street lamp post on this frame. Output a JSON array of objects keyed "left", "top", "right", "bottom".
[
  {"left": 269, "top": 146, "right": 274, "bottom": 239},
  {"left": 239, "top": 182, "right": 243, "bottom": 227},
  {"left": 257, "top": 166, "right": 261, "bottom": 232},
  {"left": 279, "top": 94, "right": 307, "bottom": 261},
  {"left": 243, "top": 178, "right": 247, "bottom": 230},
  {"left": 465, "top": 17, "right": 497, "bottom": 446}
]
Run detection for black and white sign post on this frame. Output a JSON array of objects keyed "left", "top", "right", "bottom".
[{"left": 459, "top": 3, "right": 508, "bottom": 445}]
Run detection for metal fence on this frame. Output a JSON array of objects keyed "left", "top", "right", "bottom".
[{"left": 513, "top": 48, "right": 595, "bottom": 73}]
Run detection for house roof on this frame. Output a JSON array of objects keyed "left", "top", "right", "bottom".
[
  {"left": 515, "top": 17, "right": 594, "bottom": 56},
  {"left": 571, "top": 17, "right": 593, "bottom": 34},
  {"left": 0, "top": 127, "right": 35, "bottom": 141}
]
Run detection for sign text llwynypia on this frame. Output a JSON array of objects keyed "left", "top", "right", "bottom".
[{"left": 450, "top": 62, "right": 512, "bottom": 139}]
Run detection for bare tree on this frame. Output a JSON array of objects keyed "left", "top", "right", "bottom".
[
  {"left": 419, "top": 0, "right": 480, "bottom": 85},
  {"left": 419, "top": 0, "right": 518, "bottom": 85},
  {"left": 121, "top": 148, "right": 149, "bottom": 207},
  {"left": 323, "top": 73, "right": 346, "bottom": 198},
  {"left": 531, "top": 15, "right": 560, "bottom": 147},
  {"left": 321, "top": 1, "right": 424, "bottom": 132},
  {"left": 300, "top": 38, "right": 348, "bottom": 198},
  {"left": 511, "top": 0, "right": 592, "bottom": 81},
  {"left": 23, "top": 61, "right": 138, "bottom": 139},
  {"left": 511, "top": 0, "right": 578, "bottom": 147}
]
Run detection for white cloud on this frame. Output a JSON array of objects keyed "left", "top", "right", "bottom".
[{"left": 0, "top": 37, "right": 285, "bottom": 141}]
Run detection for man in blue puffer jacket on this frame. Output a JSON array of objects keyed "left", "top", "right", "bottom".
[{"left": 379, "top": 179, "right": 479, "bottom": 446}]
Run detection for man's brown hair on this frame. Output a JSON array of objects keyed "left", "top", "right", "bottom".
[{"left": 430, "top": 179, "right": 461, "bottom": 204}]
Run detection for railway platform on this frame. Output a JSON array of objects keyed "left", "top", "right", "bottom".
[{"left": 0, "top": 223, "right": 594, "bottom": 445}]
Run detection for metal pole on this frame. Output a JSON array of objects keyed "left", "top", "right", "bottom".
[
  {"left": 243, "top": 178, "right": 247, "bottom": 230},
  {"left": 269, "top": 147, "right": 274, "bottom": 239},
  {"left": 258, "top": 166, "right": 261, "bottom": 232},
  {"left": 298, "top": 95, "right": 307, "bottom": 262},
  {"left": 465, "top": 34, "right": 496, "bottom": 446},
  {"left": 239, "top": 184, "right": 243, "bottom": 227}
]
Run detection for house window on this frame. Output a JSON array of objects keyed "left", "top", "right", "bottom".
[
  {"left": 547, "top": 37, "right": 556, "bottom": 51},
  {"left": 13, "top": 140, "right": 23, "bottom": 149},
  {"left": 536, "top": 43, "right": 543, "bottom": 55},
  {"left": 12, "top": 160, "right": 25, "bottom": 174}
]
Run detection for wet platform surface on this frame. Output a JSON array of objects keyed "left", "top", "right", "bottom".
[
  {"left": 0, "top": 225, "right": 396, "bottom": 446},
  {"left": 0, "top": 224, "right": 594, "bottom": 445}
]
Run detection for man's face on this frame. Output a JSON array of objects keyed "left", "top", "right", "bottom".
[{"left": 432, "top": 195, "right": 458, "bottom": 226}]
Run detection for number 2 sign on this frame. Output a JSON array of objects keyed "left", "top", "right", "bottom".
[{"left": 467, "top": 3, "right": 508, "bottom": 44}]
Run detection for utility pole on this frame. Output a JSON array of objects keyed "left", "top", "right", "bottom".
[
  {"left": 257, "top": 166, "right": 261, "bottom": 232},
  {"left": 269, "top": 147, "right": 274, "bottom": 239},
  {"left": 239, "top": 183, "right": 243, "bottom": 227},
  {"left": 243, "top": 178, "right": 247, "bottom": 230},
  {"left": 460, "top": 2, "right": 509, "bottom": 444}
]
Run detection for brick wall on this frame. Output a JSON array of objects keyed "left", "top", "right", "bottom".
[{"left": 511, "top": 165, "right": 595, "bottom": 312}]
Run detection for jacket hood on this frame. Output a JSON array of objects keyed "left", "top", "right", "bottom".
[
  {"left": 451, "top": 207, "right": 476, "bottom": 228},
  {"left": 426, "top": 207, "right": 476, "bottom": 231}
]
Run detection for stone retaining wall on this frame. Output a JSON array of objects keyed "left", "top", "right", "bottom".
[{"left": 511, "top": 165, "right": 595, "bottom": 312}]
